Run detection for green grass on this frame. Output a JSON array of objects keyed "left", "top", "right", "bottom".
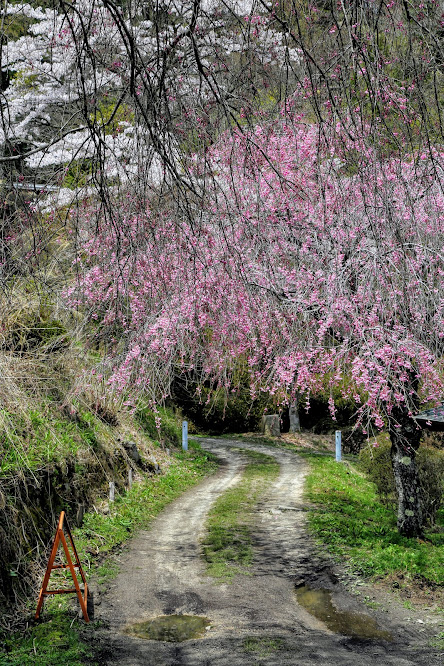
[
  {"left": 0, "top": 405, "right": 102, "bottom": 475},
  {"left": 0, "top": 400, "right": 182, "bottom": 476},
  {"left": 0, "top": 443, "right": 218, "bottom": 666},
  {"left": 431, "top": 631, "right": 444, "bottom": 650},
  {"left": 219, "top": 432, "right": 334, "bottom": 455},
  {"left": 202, "top": 449, "right": 279, "bottom": 580},
  {"left": 243, "top": 636, "right": 283, "bottom": 655},
  {"left": 0, "top": 614, "right": 94, "bottom": 666},
  {"left": 136, "top": 403, "right": 182, "bottom": 447},
  {"left": 303, "top": 453, "right": 444, "bottom": 586}
]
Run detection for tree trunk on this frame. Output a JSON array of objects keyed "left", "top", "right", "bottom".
[
  {"left": 389, "top": 404, "right": 423, "bottom": 538},
  {"left": 289, "top": 397, "right": 301, "bottom": 433}
]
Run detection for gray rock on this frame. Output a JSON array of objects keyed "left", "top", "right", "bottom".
[
  {"left": 289, "top": 400, "right": 301, "bottom": 433},
  {"left": 122, "top": 440, "right": 140, "bottom": 463},
  {"left": 151, "top": 456, "right": 160, "bottom": 473},
  {"left": 260, "top": 414, "right": 281, "bottom": 437}
]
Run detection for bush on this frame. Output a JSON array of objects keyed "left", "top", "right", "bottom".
[
  {"left": 295, "top": 390, "right": 363, "bottom": 451},
  {"left": 359, "top": 436, "right": 395, "bottom": 508},
  {"left": 359, "top": 437, "right": 444, "bottom": 526},
  {"left": 419, "top": 447, "right": 444, "bottom": 525}
]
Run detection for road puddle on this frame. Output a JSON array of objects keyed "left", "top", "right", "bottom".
[
  {"left": 295, "top": 584, "right": 392, "bottom": 641},
  {"left": 125, "top": 615, "right": 211, "bottom": 642}
]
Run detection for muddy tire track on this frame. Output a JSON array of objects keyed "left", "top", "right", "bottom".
[{"left": 95, "top": 438, "right": 442, "bottom": 665}]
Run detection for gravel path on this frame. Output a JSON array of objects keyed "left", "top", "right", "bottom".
[{"left": 95, "top": 438, "right": 442, "bottom": 665}]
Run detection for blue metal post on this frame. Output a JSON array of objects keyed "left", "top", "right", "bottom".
[
  {"left": 335, "top": 430, "right": 342, "bottom": 462},
  {"left": 182, "top": 421, "right": 188, "bottom": 451}
]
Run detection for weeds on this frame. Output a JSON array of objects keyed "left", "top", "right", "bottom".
[
  {"left": 431, "top": 631, "right": 444, "bottom": 650},
  {"left": 243, "top": 636, "right": 283, "bottom": 655},
  {"left": 303, "top": 453, "right": 444, "bottom": 585},
  {"left": 202, "top": 449, "right": 279, "bottom": 580},
  {"left": 0, "top": 613, "right": 94, "bottom": 666},
  {"left": 0, "top": 403, "right": 104, "bottom": 476},
  {"left": 135, "top": 403, "right": 183, "bottom": 447}
]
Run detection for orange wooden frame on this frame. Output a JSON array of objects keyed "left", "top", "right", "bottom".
[{"left": 35, "top": 511, "right": 89, "bottom": 622}]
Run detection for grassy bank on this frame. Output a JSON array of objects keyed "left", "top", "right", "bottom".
[
  {"left": 303, "top": 453, "right": 444, "bottom": 587},
  {"left": 0, "top": 442, "right": 218, "bottom": 666},
  {"left": 0, "top": 400, "right": 192, "bottom": 609},
  {"left": 0, "top": 403, "right": 104, "bottom": 475},
  {"left": 202, "top": 449, "right": 279, "bottom": 580}
]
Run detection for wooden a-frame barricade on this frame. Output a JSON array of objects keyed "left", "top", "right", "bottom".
[{"left": 35, "top": 511, "right": 89, "bottom": 622}]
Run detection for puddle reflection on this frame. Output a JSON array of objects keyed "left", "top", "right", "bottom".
[
  {"left": 295, "top": 585, "right": 392, "bottom": 641},
  {"left": 125, "top": 614, "right": 210, "bottom": 642}
]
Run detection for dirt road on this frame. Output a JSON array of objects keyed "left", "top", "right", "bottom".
[{"left": 95, "top": 438, "right": 442, "bottom": 665}]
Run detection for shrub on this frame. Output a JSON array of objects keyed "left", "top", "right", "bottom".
[
  {"left": 359, "top": 437, "right": 444, "bottom": 526},
  {"left": 359, "top": 436, "right": 395, "bottom": 508},
  {"left": 419, "top": 447, "right": 444, "bottom": 526}
]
